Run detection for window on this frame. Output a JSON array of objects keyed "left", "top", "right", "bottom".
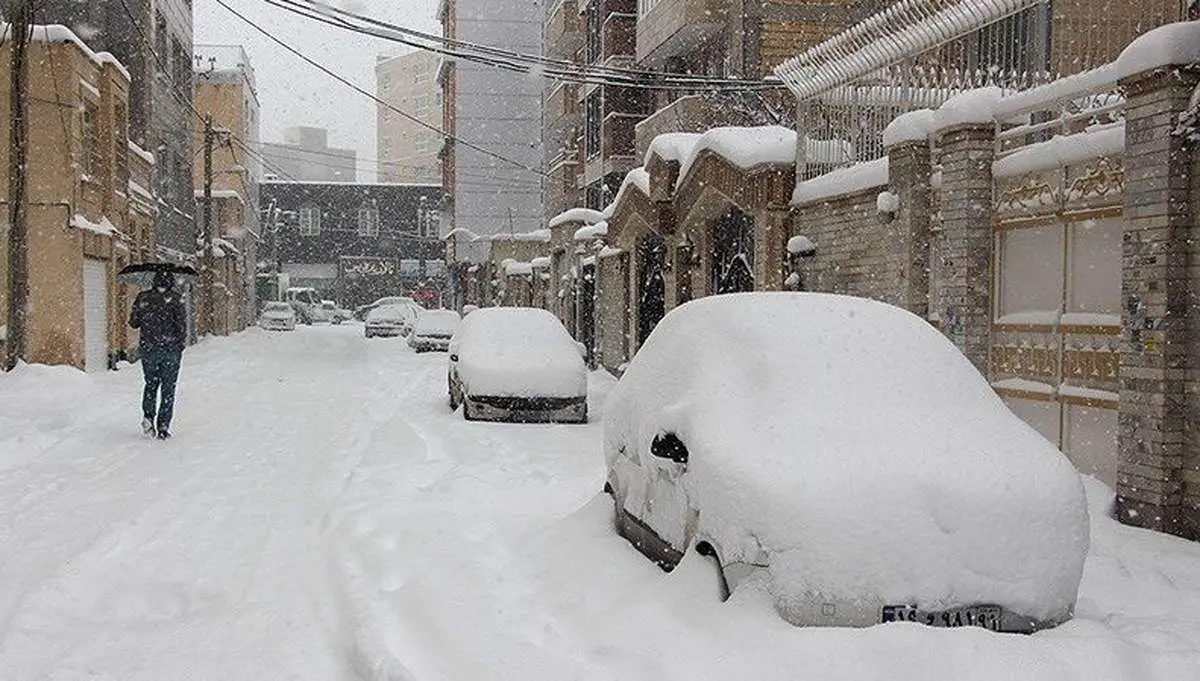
[
  {"left": 155, "top": 12, "right": 167, "bottom": 67},
  {"left": 357, "top": 206, "right": 379, "bottom": 237},
  {"left": 584, "top": 91, "right": 601, "bottom": 159},
  {"left": 299, "top": 206, "right": 321, "bottom": 236},
  {"left": 173, "top": 39, "right": 191, "bottom": 88},
  {"left": 585, "top": 4, "right": 601, "bottom": 63},
  {"left": 81, "top": 102, "right": 100, "bottom": 177},
  {"left": 113, "top": 101, "right": 128, "bottom": 187}
]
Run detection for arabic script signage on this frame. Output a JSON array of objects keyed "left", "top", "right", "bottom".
[{"left": 341, "top": 257, "right": 397, "bottom": 278}]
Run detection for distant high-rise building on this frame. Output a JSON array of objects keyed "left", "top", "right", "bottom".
[
  {"left": 376, "top": 51, "right": 442, "bottom": 185},
  {"left": 36, "top": 0, "right": 197, "bottom": 257},
  {"left": 262, "top": 126, "right": 357, "bottom": 183},
  {"left": 438, "top": 0, "right": 543, "bottom": 262}
]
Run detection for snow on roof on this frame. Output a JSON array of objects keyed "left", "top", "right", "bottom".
[
  {"left": 70, "top": 214, "right": 121, "bottom": 237},
  {"left": 574, "top": 221, "right": 609, "bottom": 241},
  {"left": 127, "top": 140, "right": 155, "bottom": 165},
  {"left": 454, "top": 307, "right": 584, "bottom": 398},
  {"left": 598, "top": 246, "right": 623, "bottom": 258},
  {"left": 196, "top": 189, "right": 245, "bottom": 203},
  {"left": 601, "top": 168, "right": 651, "bottom": 219},
  {"left": 13, "top": 23, "right": 131, "bottom": 82},
  {"left": 933, "top": 86, "right": 1005, "bottom": 131},
  {"left": 993, "top": 122, "right": 1125, "bottom": 178},
  {"left": 676, "top": 126, "right": 796, "bottom": 188},
  {"left": 791, "top": 156, "right": 888, "bottom": 206},
  {"left": 1113, "top": 20, "right": 1200, "bottom": 81},
  {"left": 530, "top": 256, "right": 552, "bottom": 268},
  {"left": 548, "top": 207, "right": 605, "bottom": 228},
  {"left": 504, "top": 261, "right": 534, "bottom": 276},
  {"left": 882, "top": 109, "right": 935, "bottom": 147},
  {"left": 214, "top": 237, "right": 241, "bottom": 256},
  {"left": 442, "top": 227, "right": 479, "bottom": 242},
  {"left": 644, "top": 132, "right": 703, "bottom": 166},
  {"left": 605, "top": 293, "right": 1087, "bottom": 623},
  {"left": 488, "top": 229, "right": 552, "bottom": 243}
]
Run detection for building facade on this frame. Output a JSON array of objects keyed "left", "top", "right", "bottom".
[
  {"left": 438, "top": 0, "right": 544, "bottom": 263},
  {"left": 259, "top": 182, "right": 444, "bottom": 309},
  {"left": 262, "top": 126, "right": 357, "bottom": 183},
  {"left": 36, "top": 0, "right": 197, "bottom": 258},
  {"left": 0, "top": 29, "right": 154, "bottom": 371},
  {"left": 193, "top": 45, "right": 262, "bottom": 336},
  {"left": 376, "top": 51, "right": 442, "bottom": 185}
]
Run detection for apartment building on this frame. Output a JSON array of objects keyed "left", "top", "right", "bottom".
[
  {"left": 37, "top": 0, "right": 197, "bottom": 258},
  {"left": 542, "top": 0, "right": 585, "bottom": 219},
  {"left": 376, "top": 51, "right": 442, "bottom": 185},
  {"left": 262, "top": 126, "right": 358, "bottom": 183},
  {"left": 438, "top": 0, "right": 543, "bottom": 263},
  {"left": 193, "top": 45, "right": 262, "bottom": 335},
  {"left": 0, "top": 28, "right": 154, "bottom": 371}
]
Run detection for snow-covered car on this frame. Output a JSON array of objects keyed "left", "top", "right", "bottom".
[
  {"left": 258, "top": 301, "right": 296, "bottom": 331},
  {"left": 356, "top": 296, "right": 417, "bottom": 321},
  {"left": 604, "top": 293, "right": 1088, "bottom": 634},
  {"left": 448, "top": 307, "right": 587, "bottom": 423},
  {"left": 322, "top": 300, "right": 352, "bottom": 324},
  {"left": 364, "top": 304, "right": 416, "bottom": 338},
  {"left": 285, "top": 286, "right": 323, "bottom": 324},
  {"left": 408, "top": 309, "right": 461, "bottom": 353}
]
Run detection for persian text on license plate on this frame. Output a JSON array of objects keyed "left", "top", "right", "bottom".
[{"left": 881, "top": 604, "right": 1002, "bottom": 631}]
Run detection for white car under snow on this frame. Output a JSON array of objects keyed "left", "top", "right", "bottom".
[
  {"left": 409, "top": 309, "right": 461, "bottom": 353},
  {"left": 448, "top": 307, "right": 587, "bottom": 423},
  {"left": 604, "top": 293, "right": 1088, "bottom": 634},
  {"left": 258, "top": 301, "right": 296, "bottom": 331}
]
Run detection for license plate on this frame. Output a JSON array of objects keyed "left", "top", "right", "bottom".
[{"left": 881, "top": 604, "right": 1002, "bottom": 631}]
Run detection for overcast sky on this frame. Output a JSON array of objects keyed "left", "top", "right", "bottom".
[{"left": 195, "top": 0, "right": 441, "bottom": 181}]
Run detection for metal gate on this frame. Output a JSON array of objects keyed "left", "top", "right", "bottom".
[
  {"left": 83, "top": 259, "right": 109, "bottom": 372},
  {"left": 636, "top": 234, "right": 666, "bottom": 346}
]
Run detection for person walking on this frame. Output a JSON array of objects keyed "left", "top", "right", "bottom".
[{"left": 129, "top": 271, "right": 188, "bottom": 439}]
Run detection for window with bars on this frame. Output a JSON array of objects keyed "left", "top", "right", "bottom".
[
  {"left": 81, "top": 103, "right": 100, "bottom": 178},
  {"left": 585, "top": 4, "right": 601, "bottom": 64},
  {"left": 357, "top": 206, "right": 379, "bottom": 237},
  {"left": 584, "top": 91, "right": 601, "bottom": 159},
  {"left": 299, "top": 206, "right": 322, "bottom": 236}
]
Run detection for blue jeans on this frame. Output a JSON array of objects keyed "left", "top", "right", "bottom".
[{"left": 141, "top": 349, "right": 182, "bottom": 431}]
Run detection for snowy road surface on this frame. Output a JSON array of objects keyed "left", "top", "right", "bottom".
[{"left": 2, "top": 325, "right": 1199, "bottom": 680}]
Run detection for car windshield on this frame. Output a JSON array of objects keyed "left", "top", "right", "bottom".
[
  {"left": 367, "top": 304, "right": 407, "bottom": 321},
  {"left": 264, "top": 302, "right": 291, "bottom": 312}
]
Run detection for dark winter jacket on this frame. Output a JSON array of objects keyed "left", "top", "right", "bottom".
[{"left": 129, "top": 288, "right": 187, "bottom": 353}]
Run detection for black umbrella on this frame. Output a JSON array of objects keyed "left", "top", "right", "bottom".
[{"left": 117, "top": 262, "right": 199, "bottom": 286}]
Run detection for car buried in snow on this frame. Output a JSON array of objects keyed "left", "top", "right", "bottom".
[
  {"left": 448, "top": 307, "right": 587, "bottom": 423},
  {"left": 408, "top": 309, "right": 461, "bottom": 353},
  {"left": 603, "top": 293, "right": 1088, "bottom": 634},
  {"left": 364, "top": 304, "right": 415, "bottom": 338},
  {"left": 258, "top": 301, "right": 296, "bottom": 331}
]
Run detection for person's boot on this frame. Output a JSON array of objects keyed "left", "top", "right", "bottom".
[
  {"left": 142, "top": 417, "right": 155, "bottom": 437},
  {"left": 156, "top": 429, "right": 171, "bottom": 440}
]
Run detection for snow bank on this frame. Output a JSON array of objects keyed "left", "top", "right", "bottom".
[
  {"left": 1113, "top": 20, "right": 1200, "bottom": 81},
  {"left": 548, "top": 207, "right": 605, "bottom": 228},
  {"left": 677, "top": 126, "right": 796, "bottom": 187},
  {"left": 605, "top": 293, "right": 1088, "bottom": 626},
  {"left": 791, "top": 157, "right": 888, "bottom": 206},
  {"left": 934, "top": 86, "right": 1005, "bottom": 131},
  {"left": 454, "top": 308, "right": 585, "bottom": 398},
  {"left": 993, "top": 123, "right": 1125, "bottom": 177},
  {"left": 882, "top": 109, "right": 935, "bottom": 147}
]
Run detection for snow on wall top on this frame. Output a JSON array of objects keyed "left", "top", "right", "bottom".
[
  {"left": 992, "top": 64, "right": 1120, "bottom": 122},
  {"left": 1113, "top": 20, "right": 1200, "bottom": 81},
  {"left": 548, "top": 208, "right": 605, "bottom": 228},
  {"left": 574, "top": 221, "right": 609, "bottom": 241},
  {"left": 933, "top": 86, "right": 1004, "bottom": 131},
  {"left": 127, "top": 140, "right": 155, "bottom": 166},
  {"left": 993, "top": 122, "right": 1125, "bottom": 178},
  {"left": 442, "top": 227, "right": 479, "bottom": 242},
  {"left": 791, "top": 156, "right": 888, "bottom": 206},
  {"left": 882, "top": 109, "right": 935, "bottom": 147},
  {"left": 10, "top": 23, "right": 132, "bottom": 82},
  {"left": 644, "top": 133, "right": 702, "bottom": 166},
  {"left": 601, "top": 168, "right": 650, "bottom": 219},
  {"left": 487, "top": 229, "right": 552, "bottom": 243},
  {"left": 676, "top": 126, "right": 796, "bottom": 188}
]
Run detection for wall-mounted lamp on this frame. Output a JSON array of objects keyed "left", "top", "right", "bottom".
[{"left": 876, "top": 191, "right": 900, "bottom": 224}]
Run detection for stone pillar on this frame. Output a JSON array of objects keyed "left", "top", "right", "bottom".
[
  {"left": 933, "top": 124, "right": 994, "bottom": 374},
  {"left": 754, "top": 208, "right": 789, "bottom": 291},
  {"left": 1115, "top": 67, "right": 1199, "bottom": 540},
  {"left": 887, "top": 140, "right": 933, "bottom": 318}
]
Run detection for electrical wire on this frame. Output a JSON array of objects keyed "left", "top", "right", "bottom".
[
  {"left": 276, "top": 0, "right": 783, "bottom": 91},
  {"left": 215, "top": 0, "right": 550, "bottom": 179}
]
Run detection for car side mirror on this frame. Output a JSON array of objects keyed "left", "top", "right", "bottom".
[
  {"left": 449, "top": 354, "right": 458, "bottom": 362},
  {"left": 651, "top": 432, "right": 688, "bottom": 465}
]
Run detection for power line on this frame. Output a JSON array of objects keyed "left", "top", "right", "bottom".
[
  {"left": 275, "top": 0, "right": 784, "bottom": 91},
  {"left": 214, "top": 0, "right": 550, "bottom": 179}
]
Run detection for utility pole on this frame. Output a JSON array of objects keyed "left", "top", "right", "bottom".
[
  {"left": 201, "top": 114, "right": 215, "bottom": 336},
  {"left": 5, "top": 0, "right": 29, "bottom": 371}
]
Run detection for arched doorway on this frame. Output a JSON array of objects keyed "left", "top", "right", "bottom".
[
  {"left": 712, "top": 207, "right": 755, "bottom": 295},
  {"left": 636, "top": 233, "right": 666, "bottom": 345}
]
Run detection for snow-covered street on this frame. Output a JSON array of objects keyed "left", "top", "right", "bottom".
[{"left": 2, "top": 325, "right": 1200, "bottom": 681}]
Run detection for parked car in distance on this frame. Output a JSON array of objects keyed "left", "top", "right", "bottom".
[
  {"left": 356, "top": 296, "right": 417, "bottom": 321},
  {"left": 285, "top": 286, "right": 324, "bottom": 324},
  {"left": 322, "top": 300, "right": 352, "bottom": 324},
  {"left": 604, "top": 292, "right": 1088, "bottom": 634},
  {"left": 447, "top": 307, "right": 587, "bottom": 423},
  {"left": 364, "top": 304, "right": 416, "bottom": 338},
  {"left": 409, "top": 309, "right": 461, "bottom": 353},
  {"left": 258, "top": 301, "right": 296, "bottom": 331}
]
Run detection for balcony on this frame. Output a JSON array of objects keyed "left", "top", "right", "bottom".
[
  {"left": 637, "top": 0, "right": 728, "bottom": 66},
  {"left": 545, "top": 0, "right": 583, "bottom": 59}
]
